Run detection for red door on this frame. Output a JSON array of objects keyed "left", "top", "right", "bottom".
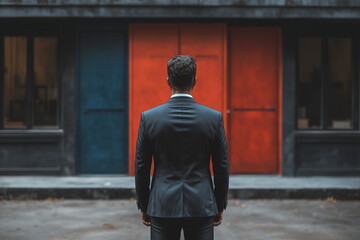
[
  {"left": 129, "top": 24, "right": 227, "bottom": 175},
  {"left": 229, "top": 27, "right": 282, "bottom": 174}
]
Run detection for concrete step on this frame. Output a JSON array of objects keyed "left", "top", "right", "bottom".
[{"left": 0, "top": 176, "right": 359, "bottom": 200}]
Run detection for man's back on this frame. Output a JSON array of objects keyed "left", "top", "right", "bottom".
[
  {"left": 135, "top": 55, "right": 229, "bottom": 240},
  {"left": 135, "top": 95, "right": 229, "bottom": 217}
]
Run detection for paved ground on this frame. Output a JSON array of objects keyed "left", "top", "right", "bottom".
[{"left": 0, "top": 199, "right": 359, "bottom": 240}]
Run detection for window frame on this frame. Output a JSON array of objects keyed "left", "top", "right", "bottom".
[
  {"left": 0, "top": 32, "right": 61, "bottom": 131},
  {"left": 295, "top": 30, "right": 359, "bottom": 131}
]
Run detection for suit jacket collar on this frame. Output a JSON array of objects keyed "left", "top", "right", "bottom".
[{"left": 167, "top": 96, "right": 196, "bottom": 103}]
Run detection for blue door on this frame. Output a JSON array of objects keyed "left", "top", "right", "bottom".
[{"left": 78, "top": 30, "right": 127, "bottom": 174}]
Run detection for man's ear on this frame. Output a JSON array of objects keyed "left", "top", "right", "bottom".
[
  {"left": 192, "top": 77, "right": 196, "bottom": 88},
  {"left": 167, "top": 77, "right": 171, "bottom": 88}
]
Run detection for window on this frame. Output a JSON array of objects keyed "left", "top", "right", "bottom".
[
  {"left": 296, "top": 37, "right": 354, "bottom": 130},
  {"left": 4, "top": 37, "right": 27, "bottom": 128},
  {"left": 1, "top": 36, "right": 59, "bottom": 129}
]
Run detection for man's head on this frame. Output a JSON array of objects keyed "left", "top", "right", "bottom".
[{"left": 167, "top": 55, "right": 196, "bottom": 93}]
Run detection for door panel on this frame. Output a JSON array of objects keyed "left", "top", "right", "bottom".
[
  {"left": 230, "top": 27, "right": 281, "bottom": 173},
  {"left": 78, "top": 31, "right": 127, "bottom": 174},
  {"left": 230, "top": 111, "right": 277, "bottom": 172},
  {"left": 81, "top": 111, "right": 126, "bottom": 173},
  {"left": 129, "top": 24, "right": 227, "bottom": 175}
]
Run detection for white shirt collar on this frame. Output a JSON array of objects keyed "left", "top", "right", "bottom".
[{"left": 170, "top": 93, "right": 193, "bottom": 98}]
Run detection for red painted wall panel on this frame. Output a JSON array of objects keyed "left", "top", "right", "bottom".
[
  {"left": 229, "top": 27, "right": 281, "bottom": 174},
  {"left": 129, "top": 24, "right": 227, "bottom": 175}
]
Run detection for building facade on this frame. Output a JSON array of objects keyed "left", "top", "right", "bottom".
[{"left": 0, "top": 1, "right": 359, "bottom": 176}]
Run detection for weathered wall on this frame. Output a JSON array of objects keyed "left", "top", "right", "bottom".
[{"left": 1, "top": 0, "right": 360, "bottom": 19}]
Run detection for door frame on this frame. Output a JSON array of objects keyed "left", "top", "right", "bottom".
[
  {"left": 228, "top": 26, "right": 282, "bottom": 175},
  {"left": 75, "top": 24, "right": 129, "bottom": 175}
]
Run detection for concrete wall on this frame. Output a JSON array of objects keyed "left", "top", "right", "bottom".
[{"left": 1, "top": 0, "right": 360, "bottom": 19}]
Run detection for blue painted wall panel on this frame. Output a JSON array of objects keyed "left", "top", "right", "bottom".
[{"left": 78, "top": 31, "right": 127, "bottom": 174}]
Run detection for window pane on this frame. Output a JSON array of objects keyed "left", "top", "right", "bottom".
[
  {"left": 33, "top": 37, "right": 58, "bottom": 127},
  {"left": 327, "top": 38, "right": 353, "bottom": 129},
  {"left": 4, "top": 37, "right": 27, "bottom": 128},
  {"left": 297, "top": 38, "right": 322, "bottom": 129}
]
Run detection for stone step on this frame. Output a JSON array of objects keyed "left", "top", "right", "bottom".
[{"left": 1, "top": 176, "right": 359, "bottom": 200}]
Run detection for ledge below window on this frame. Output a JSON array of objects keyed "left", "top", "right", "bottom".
[
  {"left": 294, "top": 130, "right": 360, "bottom": 138},
  {"left": 0, "top": 129, "right": 64, "bottom": 142}
]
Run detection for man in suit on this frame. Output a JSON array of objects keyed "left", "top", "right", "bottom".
[{"left": 135, "top": 55, "right": 229, "bottom": 240}]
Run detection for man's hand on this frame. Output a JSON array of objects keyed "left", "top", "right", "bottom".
[
  {"left": 142, "top": 211, "right": 151, "bottom": 226},
  {"left": 213, "top": 211, "right": 223, "bottom": 226}
]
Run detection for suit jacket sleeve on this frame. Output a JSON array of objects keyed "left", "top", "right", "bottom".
[
  {"left": 212, "top": 112, "right": 229, "bottom": 212},
  {"left": 135, "top": 112, "right": 152, "bottom": 212}
]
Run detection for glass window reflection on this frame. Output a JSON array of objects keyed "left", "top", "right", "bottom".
[
  {"left": 4, "top": 37, "right": 27, "bottom": 128},
  {"left": 327, "top": 38, "right": 352, "bottom": 129},
  {"left": 297, "top": 38, "right": 322, "bottom": 129},
  {"left": 33, "top": 37, "right": 58, "bottom": 127}
]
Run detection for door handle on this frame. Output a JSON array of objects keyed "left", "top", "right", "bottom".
[{"left": 233, "top": 107, "right": 276, "bottom": 111}]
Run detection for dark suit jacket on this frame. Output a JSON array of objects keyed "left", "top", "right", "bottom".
[{"left": 135, "top": 96, "right": 229, "bottom": 218}]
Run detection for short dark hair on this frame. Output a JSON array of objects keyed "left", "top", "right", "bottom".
[{"left": 167, "top": 55, "right": 196, "bottom": 91}]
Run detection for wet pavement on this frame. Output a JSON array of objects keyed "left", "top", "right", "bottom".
[{"left": 0, "top": 199, "right": 359, "bottom": 240}]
